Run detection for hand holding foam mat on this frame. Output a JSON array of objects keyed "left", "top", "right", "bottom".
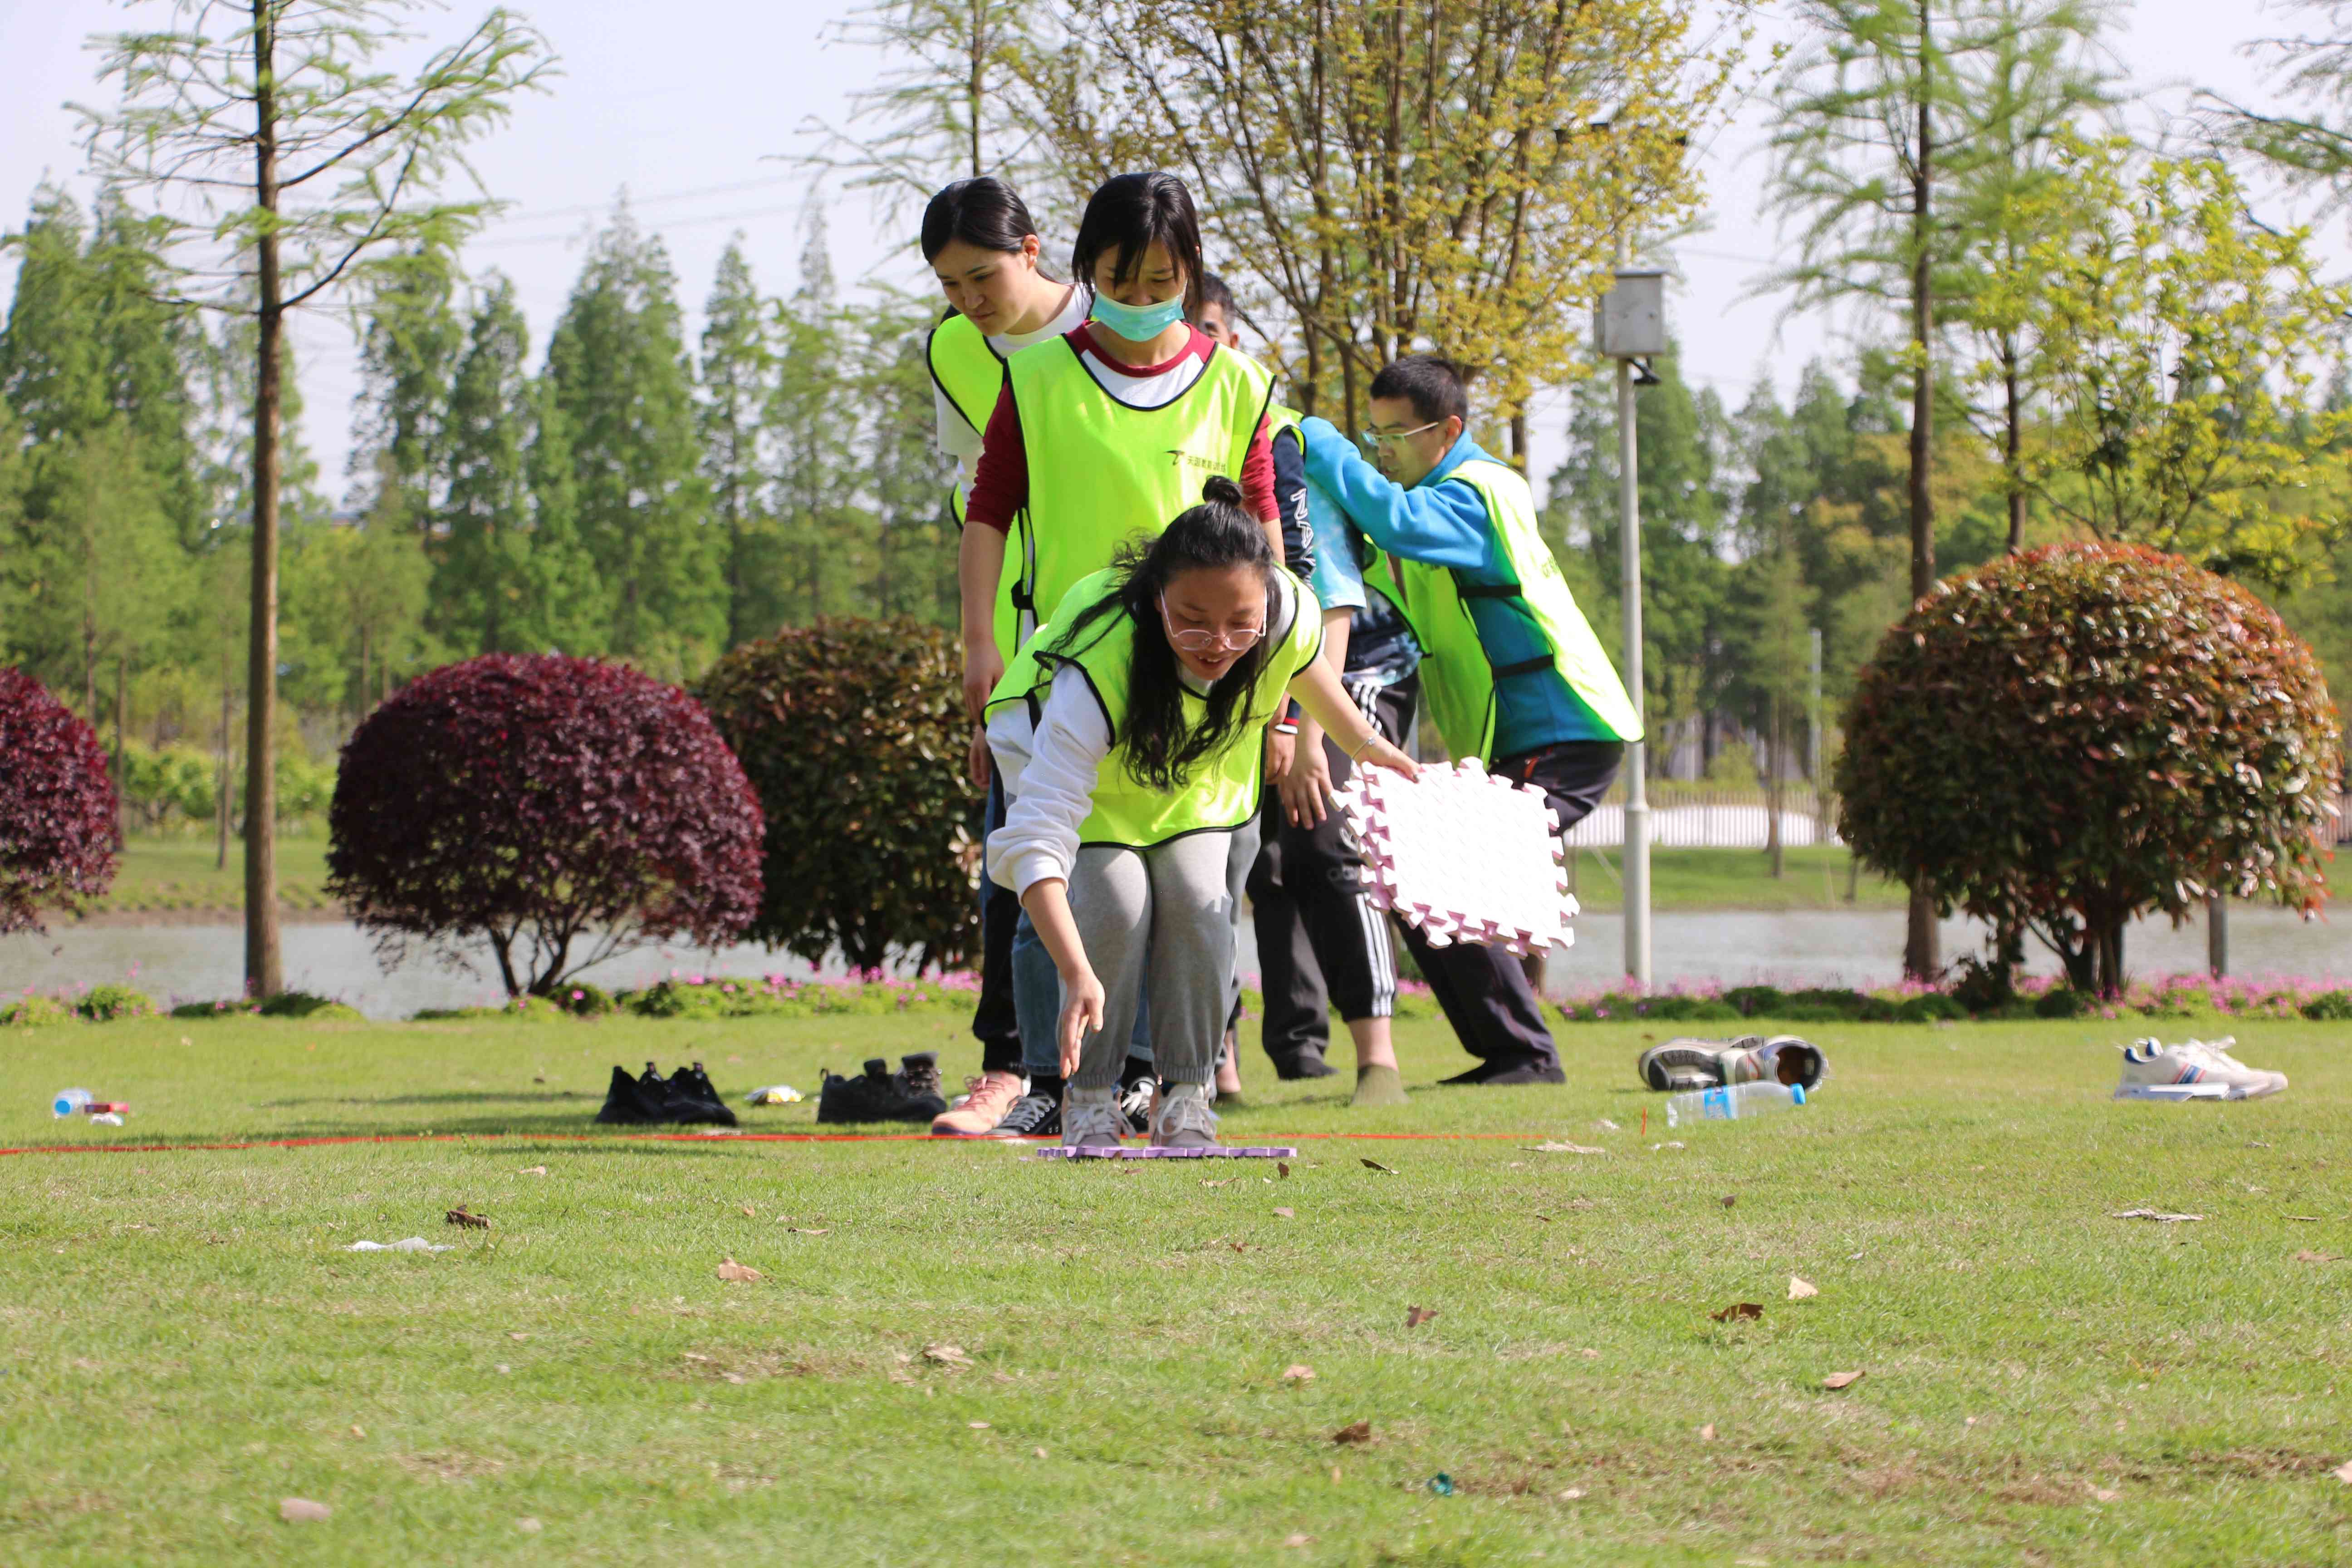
[{"left": 1333, "top": 758, "right": 1577, "bottom": 956}]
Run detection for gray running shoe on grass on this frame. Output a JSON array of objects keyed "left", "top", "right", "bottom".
[{"left": 1637, "top": 1035, "right": 1825, "bottom": 1093}]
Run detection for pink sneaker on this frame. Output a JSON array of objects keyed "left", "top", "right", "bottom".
[{"left": 930, "top": 1069, "right": 1027, "bottom": 1136}]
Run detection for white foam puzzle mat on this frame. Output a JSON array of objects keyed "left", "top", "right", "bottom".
[{"left": 1332, "top": 758, "right": 1578, "bottom": 956}]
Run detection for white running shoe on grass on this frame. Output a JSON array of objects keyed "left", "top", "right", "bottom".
[{"left": 2114, "top": 1037, "right": 2287, "bottom": 1101}]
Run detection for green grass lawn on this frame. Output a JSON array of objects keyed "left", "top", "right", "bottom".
[
  {"left": 83, "top": 836, "right": 1892, "bottom": 919},
  {"left": 90, "top": 834, "right": 336, "bottom": 915},
  {"left": 1, "top": 1008, "right": 2343, "bottom": 1564}
]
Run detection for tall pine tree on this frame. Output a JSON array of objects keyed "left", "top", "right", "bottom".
[
  {"left": 698, "top": 239, "right": 789, "bottom": 646},
  {"left": 432, "top": 275, "right": 534, "bottom": 652}
]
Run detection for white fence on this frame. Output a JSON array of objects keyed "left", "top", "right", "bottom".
[{"left": 1551, "top": 788, "right": 1834, "bottom": 850}]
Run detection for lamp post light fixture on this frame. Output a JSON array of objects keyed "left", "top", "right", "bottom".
[{"left": 1594, "top": 265, "right": 1666, "bottom": 989}]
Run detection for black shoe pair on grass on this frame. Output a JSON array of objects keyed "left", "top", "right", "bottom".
[
  {"left": 597, "top": 1060, "right": 738, "bottom": 1126},
  {"left": 816, "top": 1052, "right": 948, "bottom": 1125}
]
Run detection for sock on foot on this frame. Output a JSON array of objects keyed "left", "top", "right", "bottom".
[
  {"left": 1028, "top": 1073, "right": 1065, "bottom": 1103},
  {"left": 1352, "top": 1064, "right": 1408, "bottom": 1107}
]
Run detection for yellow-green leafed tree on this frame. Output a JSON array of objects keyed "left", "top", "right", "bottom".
[
  {"left": 1015, "top": 0, "right": 1753, "bottom": 444},
  {"left": 1980, "top": 136, "right": 2352, "bottom": 589}
]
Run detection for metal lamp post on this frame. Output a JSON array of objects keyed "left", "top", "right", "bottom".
[{"left": 1594, "top": 265, "right": 1666, "bottom": 988}]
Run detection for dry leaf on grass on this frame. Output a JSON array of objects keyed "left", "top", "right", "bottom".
[
  {"left": 1406, "top": 1306, "right": 1439, "bottom": 1328},
  {"left": 1581, "top": 1348, "right": 1600, "bottom": 1359},
  {"left": 1521, "top": 1142, "right": 1606, "bottom": 1155},
  {"left": 1719, "top": 1195, "right": 1737, "bottom": 1210},
  {"left": 2110, "top": 1209, "right": 2202, "bottom": 1223},
  {"left": 445, "top": 1206, "right": 490, "bottom": 1230},
  {"left": 923, "top": 1344, "right": 974, "bottom": 1369},
  {"left": 2090, "top": 1486, "right": 2120, "bottom": 1503},
  {"left": 2295, "top": 1250, "right": 2342, "bottom": 1263},
  {"left": 516, "top": 1166, "right": 546, "bottom": 1176},
  {"left": 508, "top": 1332, "right": 529, "bottom": 1342},
  {"left": 1710, "top": 1302, "right": 1764, "bottom": 1323},
  {"left": 1284, "top": 1534, "right": 1313, "bottom": 1547},
  {"left": 1822, "top": 1370, "right": 1866, "bottom": 1390},
  {"left": 715, "top": 1257, "right": 763, "bottom": 1284},
  {"left": 1699, "top": 1423, "right": 1716, "bottom": 1442},
  {"left": 1360, "top": 1158, "right": 1396, "bottom": 1174},
  {"left": 1201, "top": 1178, "right": 1235, "bottom": 1188},
  {"left": 968, "top": 1421, "right": 990, "bottom": 1430},
  {"left": 1034, "top": 1447, "right": 1049, "bottom": 1459},
  {"left": 1277, "top": 1161, "right": 1291, "bottom": 1179},
  {"left": 786, "top": 1227, "right": 829, "bottom": 1235},
  {"left": 1273, "top": 1207, "right": 1294, "bottom": 1219},
  {"left": 1230, "top": 1241, "right": 1251, "bottom": 1253},
  {"left": 740, "top": 1203, "right": 755, "bottom": 1218},
  {"left": 279, "top": 1498, "right": 332, "bottom": 1523},
  {"left": 1560, "top": 1486, "right": 1585, "bottom": 1499},
  {"left": 1788, "top": 1276, "right": 1819, "bottom": 1300},
  {"left": 1332, "top": 1419, "right": 1374, "bottom": 1446},
  {"left": 1533, "top": 1213, "right": 1553, "bottom": 1223},
  {"left": 1283, "top": 1364, "right": 1316, "bottom": 1383},
  {"left": 516, "top": 1517, "right": 542, "bottom": 1534}
]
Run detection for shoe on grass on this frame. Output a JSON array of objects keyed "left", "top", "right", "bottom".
[
  {"left": 817, "top": 1057, "right": 943, "bottom": 1124},
  {"left": 2115, "top": 1037, "right": 2287, "bottom": 1101},
  {"left": 1268, "top": 1047, "right": 1338, "bottom": 1081},
  {"left": 931, "top": 1069, "right": 1027, "bottom": 1136},
  {"left": 1150, "top": 1082, "right": 1221, "bottom": 1149},
  {"left": 1637, "top": 1035, "right": 1825, "bottom": 1093},
  {"left": 1351, "top": 1064, "right": 1408, "bottom": 1107},
  {"left": 663, "top": 1062, "right": 739, "bottom": 1126},
  {"left": 1118, "top": 1075, "right": 1157, "bottom": 1136},
  {"left": 594, "top": 1064, "right": 663, "bottom": 1124},
  {"left": 1441, "top": 1057, "right": 1565, "bottom": 1086},
  {"left": 986, "top": 1089, "right": 1062, "bottom": 1140},
  {"left": 1062, "top": 1086, "right": 1129, "bottom": 1151}
]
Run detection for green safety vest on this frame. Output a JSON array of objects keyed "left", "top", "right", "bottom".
[
  {"left": 1374, "top": 458, "right": 1641, "bottom": 760},
  {"left": 990, "top": 567, "right": 1323, "bottom": 848},
  {"left": 926, "top": 310, "right": 1029, "bottom": 657},
  {"left": 1005, "top": 338, "right": 1274, "bottom": 660}
]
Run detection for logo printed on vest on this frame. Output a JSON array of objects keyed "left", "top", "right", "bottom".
[{"left": 1166, "top": 446, "right": 1223, "bottom": 478}]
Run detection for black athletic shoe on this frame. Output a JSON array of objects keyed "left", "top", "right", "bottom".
[
  {"left": 817, "top": 1056, "right": 947, "bottom": 1124},
  {"left": 1268, "top": 1048, "right": 1339, "bottom": 1081},
  {"left": 1440, "top": 1057, "right": 1565, "bottom": 1087},
  {"left": 594, "top": 1064, "right": 664, "bottom": 1124},
  {"left": 986, "top": 1090, "right": 1063, "bottom": 1139},
  {"left": 663, "top": 1061, "right": 739, "bottom": 1126},
  {"left": 896, "top": 1052, "right": 949, "bottom": 1122}
]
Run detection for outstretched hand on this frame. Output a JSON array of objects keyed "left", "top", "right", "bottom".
[
  {"left": 1355, "top": 734, "right": 1420, "bottom": 781},
  {"left": 1057, "top": 968, "right": 1105, "bottom": 1078}
]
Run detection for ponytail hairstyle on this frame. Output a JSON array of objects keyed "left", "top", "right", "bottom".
[
  {"left": 920, "top": 176, "right": 1049, "bottom": 268},
  {"left": 1047, "top": 475, "right": 1277, "bottom": 791},
  {"left": 1070, "top": 172, "right": 1204, "bottom": 315}
]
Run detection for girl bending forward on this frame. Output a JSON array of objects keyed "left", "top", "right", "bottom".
[{"left": 985, "top": 478, "right": 1419, "bottom": 1151}]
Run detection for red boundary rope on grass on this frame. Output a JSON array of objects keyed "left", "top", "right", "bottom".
[{"left": 0, "top": 1128, "right": 1548, "bottom": 1159}]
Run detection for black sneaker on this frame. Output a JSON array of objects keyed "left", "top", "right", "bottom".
[
  {"left": 896, "top": 1052, "right": 949, "bottom": 1122},
  {"left": 1440, "top": 1057, "right": 1566, "bottom": 1086},
  {"left": 1118, "top": 1077, "right": 1156, "bottom": 1136},
  {"left": 663, "top": 1062, "right": 739, "bottom": 1127},
  {"left": 986, "top": 1090, "right": 1062, "bottom": 1139},
  {"left": 594, "top": 1064, "right": 664, "bottom": 1124},
  {"left": 1268, "top": 1047, "right": 1339, "bottom": 1081}
]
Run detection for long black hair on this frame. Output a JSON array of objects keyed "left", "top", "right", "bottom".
[
  {"left": 1070, "top": 172, "right": 1204, "bottom": 315},
  {"left": 1047, "top": 476, "right": 1276, "bottom": 792},
  {"left": 920, "top": 176, "right": 1045, "bottom": 265}
]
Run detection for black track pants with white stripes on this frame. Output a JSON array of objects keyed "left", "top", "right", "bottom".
[{"left": 1249, "top": 677, "right": 1417, "bottom": 1051}]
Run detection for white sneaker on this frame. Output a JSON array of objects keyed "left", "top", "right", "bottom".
[
  {"left": 1060, "top": 1086, "right": 1128, "bottom": 1151},
  {"left": 2114, "top": 1037, "right": 2288, "bottom": 1101},
  {"left": 1149, "top": 1082, "right": 1221, "bottom": 1149}
]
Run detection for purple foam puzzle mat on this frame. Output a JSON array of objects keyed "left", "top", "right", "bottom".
[
  {"left": 1333, "top": 758, "right": 1578, "bottom": 954},
  {"left": 1031, "top": 1146, "right": 1300, "bottom": 1160}
]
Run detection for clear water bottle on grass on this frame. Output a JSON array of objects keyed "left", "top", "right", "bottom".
[
  {"left": 51, "top": 1088, "right": 92, "bottom": 1119},
  {"left": 1666, "top": 1081, "right": 1807, "bottom": 1128}
]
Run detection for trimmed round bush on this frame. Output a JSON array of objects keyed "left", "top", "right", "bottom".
[
  {"left": 2036, "top": 987, "right": 2095, "bottom": 1019},
  {"left": 0, "top": 668, "right": 119, "bottom": 933},
  {"left": 1839, "top": 544, "right": 2341, "bottom": 995},
  {"left": 328, "top": 654, "right": 764, "bottom": 998},
  {"left": 697, "top": 618, "right": 978, "bottom": 971},
  {"left": 2, "top": 995, "right": 72, "bottom": 1027},
  {"left": 75, "top": 984, "right": 153, "bottom": 1021}
]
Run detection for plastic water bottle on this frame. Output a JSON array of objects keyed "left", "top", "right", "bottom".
[
  {"left": 1666, "top": 1081, "right": 1807, "bottom": 1128},
  {"left": 51, "top": 1088, "right": 92, "bottom": 1119}
]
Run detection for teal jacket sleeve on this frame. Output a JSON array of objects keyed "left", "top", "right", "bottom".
[{"left": 1298, "top": 416, "right": 1497, "bottom": 573}]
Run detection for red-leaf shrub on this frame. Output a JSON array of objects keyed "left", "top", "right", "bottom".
[
  {"left": 0, "top": 668, "right": 120, "bottom": 934},
  {"left": 1837, "top": 543, "right": 2342, "bottom": 994},
  {"left": 696, "top": 618, "right": 979, "bottom": 972},
  {"left": 327, "top": 654, "right": 764, "bottom": 996}
]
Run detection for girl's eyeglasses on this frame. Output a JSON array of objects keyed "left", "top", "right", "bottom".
[
  {"left": 1358, "top": 419, "right": 1443, "bottom": 450},
  {"left": 1159, "top": 593, "right": 1264, "bottom": 654}
]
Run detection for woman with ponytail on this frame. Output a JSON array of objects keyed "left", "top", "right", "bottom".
[{"left": 982, "top": 480, "right": 1417, "bottom": 1152}]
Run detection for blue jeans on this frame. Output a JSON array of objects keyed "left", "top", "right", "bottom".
[{"left": 1013, "top": 907, "right": 1150, "bottom": 1078}]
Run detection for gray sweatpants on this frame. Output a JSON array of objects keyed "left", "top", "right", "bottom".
[{"left": 1065, "top": 829, "right": 1244, "bottom": 1093}]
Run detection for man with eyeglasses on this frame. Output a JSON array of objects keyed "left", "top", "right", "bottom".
[{"left": 1295, "top": 355, "right": 1642, "bottom": 1085}]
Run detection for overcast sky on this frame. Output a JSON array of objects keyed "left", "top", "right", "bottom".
[{"left": 0, "top": 0, "right": 2329, "bottom": 497}]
